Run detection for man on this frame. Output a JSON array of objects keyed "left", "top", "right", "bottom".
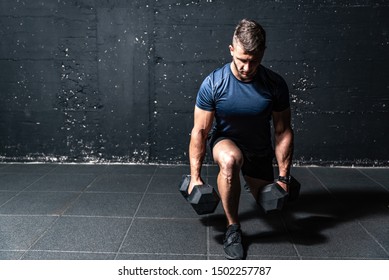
[{"left": 188, "top": 19, "right": 294, "bottom": 260}]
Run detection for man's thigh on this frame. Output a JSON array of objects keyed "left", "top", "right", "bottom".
[
  {"left": 212, "top": 138, "right": 244, "bottom": 167},
  {"left": 241, "top": 153, "right": 274, "bottom": 182}
]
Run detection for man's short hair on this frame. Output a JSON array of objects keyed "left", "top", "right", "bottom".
[{"left": 233, "top": 19, "right": 266, "bottom": 54}]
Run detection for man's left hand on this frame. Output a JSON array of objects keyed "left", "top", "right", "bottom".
[{"left": 277, "top": 180, "right": 288, "bottom": 192}]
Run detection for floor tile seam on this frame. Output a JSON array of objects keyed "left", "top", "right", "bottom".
[
  {"left": 242, "top": 254, "right": 303, "bottom": 259},
  {"left": 300, "top": 256, "right": 389, "bottom": 260},
  {"left": 114, "top": 167, "right": 159, "bottom": 260},
  {"left": 206, "top": 220, "right": 211, "bottom": 260},
  {"left": 306, "top": 167, "right": 333, "bottom": 195},
  {"left": 44, "top": 164, "right": 61, "bottom": 174},
  {"left": 206, "top": 253, "right": 231, "bottom": 259},
  {"left": 18, "top": 216, "right": 62, "bottom": 260},
  {"left": 43, "top": 164, "right": 109, "bottom": 176},
  {"left": 17, "top": 175, "right": 106, "bottom": 260},
  {"left": 0, "top": 252, "right": 353, "bottom": 260},
  {"left": 0, "top": 164, "right": 57, "bottom": 172},
  {"left": 279, "top": 213, "right": 302, "bottom": 259},
  {"left": 0, "top": 170, "right": 54, "bottom": 208},
  {"left": 61, "top": 214, "right": 134, "bottom": 219},
  {"left": 143, "top": 192, "right": 188, "bottom": 195},
  {"left": 116, "top": 252, "right": 208, "bottom": 257},
  {"left": 0, "top": 249, "right": 26, "bottom": 253},
  {"left": 49, "top": 175, "right": 103, "bottom": 218},
  {"left": 356, "top": 169, "right": 389, "bottom": 193},
  {"left": 0, "top": 190, "right": 151, "bottom": 195},
  {"left": 82, "top": 191, "right": 146, "bottom": 195},
  {"left": 2, "top": 164, "right": 58, "bottom": 175},
  {"left": 0, "top": 213, "right": 60, "bottom": 218},
  {"left": 114, "top": 165, "right": 151, "bottom": 172},
  {"left": 14, "top": 190, "right": 85, "bottom": 194},
  {"left": 20, "top": 249, "right": 118, "bottom": 255},
  {"left": 152, "top": 173, "right": 188, "bottom": 176},
  {"left": 39, "top": 172, "right": 108, "bottom": 175},
  {"left": 0, "top": 214, "right": 199, "bottom": 220},
  {"left": 104, "top": 170, "right": 158, "bottom": 175},
  {"left": 103, "top": 174, "right": 157, "bottom": 178},
  {"left": 356, "top": 220, "right": 389, "bottom": 257},
  {"left": 5, "top": 172, "right": 51, "bottom": 194},
  {"left": 133, "top": 216, "right": 203, "bottom": 221},
  {"left": 0, "top": 193, "right": 20, "bottom": 209},
  {"left": 0, "top": 172, "right": 53, "bottom": 175}
]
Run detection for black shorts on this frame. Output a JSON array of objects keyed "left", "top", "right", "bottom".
[{"left": 208, "top": 135, "right": 275, "bottom": 181}]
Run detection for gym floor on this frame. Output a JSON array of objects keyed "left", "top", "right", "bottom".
[{"left": 0, "top": 163, "right": 388, "bottom": 260}]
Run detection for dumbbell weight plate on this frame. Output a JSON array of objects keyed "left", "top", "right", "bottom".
[
  {"left": 179, "top": 174, "right": 191, "bottom": 198},
  {"left": 187, "top": 185, "right": 220, "bottom": 215},
  {"left": 178, "top": 174, "right": 220, "bottom": 215},
  {"left": 288, "top": 176, "right": 301, "bottom": 202},
  {"left": 257, "top": 183, "right": 288, "bottom": 213}
]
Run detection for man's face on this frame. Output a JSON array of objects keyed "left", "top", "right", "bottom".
[{"left": 229, "top": 42, "right": 263, "bottom": 82}]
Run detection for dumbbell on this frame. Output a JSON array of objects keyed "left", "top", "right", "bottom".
[
  {"left": 179, "top": 175, "right": 220, "bottom": 215},
  {"left": 256, "top": 176, "right": 301, "bottom": 213},
  {"left": 287, "top": 176, "right": 301, "bottom": 202}
]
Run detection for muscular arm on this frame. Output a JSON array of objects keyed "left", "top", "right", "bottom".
[
  {"left": 189, "top": 106, "right": 214, "bottom": 191},
  {"left": 272, "top": 108, "right": 294, "bottom": 180}
]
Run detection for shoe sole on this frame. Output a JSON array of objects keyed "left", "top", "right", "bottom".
[
  {"left": 223, "top": 246, "right": 244, "bottom": 260},
  {"left": 224, "top": 253, "right": 243, "bottom": 260}
]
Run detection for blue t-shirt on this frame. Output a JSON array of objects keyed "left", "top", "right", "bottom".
[{"left": 196, "top": 63, "right": 290, "bottom": 156}]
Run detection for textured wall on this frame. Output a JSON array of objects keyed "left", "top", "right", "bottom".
[{"left": 0, "top": 0, "right": 388, "bottom": 165}]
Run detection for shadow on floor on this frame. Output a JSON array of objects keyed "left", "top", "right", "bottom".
[{"left": 206, "top": 189, "right": 388, "bottom": 249}]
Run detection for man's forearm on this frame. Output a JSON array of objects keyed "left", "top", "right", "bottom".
[
  {"left": 274, "top": 128, "right": 294, "bottom": 177},
  {"left": 189, "top": 128, "right": 208, "bottom": 180}
]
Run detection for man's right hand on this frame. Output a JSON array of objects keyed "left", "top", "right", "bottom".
[{"left": 188, "top": 177, "right": 205, "bottom": 195}]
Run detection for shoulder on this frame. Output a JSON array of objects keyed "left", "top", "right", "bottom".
[
  {"left": 196, "top": 64, "right": 231, "bottom": 110},
  {"left": 258, "top": 65, "right": 287, "bottom": 85},
  {"left": 203, "top": 63, "right": 231, "bottom": 83},
  {"left": 257, "top": 65, "right": 289, "bottom": 94},
  {"left": 204, "top": 63, "right": 231, "bottom": 87}
]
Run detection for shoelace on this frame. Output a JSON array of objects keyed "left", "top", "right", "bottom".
[{"left": 224, "top": 228, "right": 242, "bottom": 246}]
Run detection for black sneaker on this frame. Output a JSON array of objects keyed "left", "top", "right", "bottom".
[{"left": 223, "top": 224, "right": 244, "bottom": 260}]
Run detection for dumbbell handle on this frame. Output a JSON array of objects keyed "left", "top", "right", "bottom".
[
  {"left": 180, "top": 175, "right": 208, "bottom": 194},
  {"left": 179, "top": 174, "right": 207, "bottom": 197},
  {"left": 179, "top": 174, "right": 220, "bottom": 215},
  {"left": 179, "top": 175, "right": 191, "bottom": 198}
]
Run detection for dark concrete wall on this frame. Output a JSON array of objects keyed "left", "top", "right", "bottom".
[{"left": 0, "top": 0, "right": 388, "bottom": 165}]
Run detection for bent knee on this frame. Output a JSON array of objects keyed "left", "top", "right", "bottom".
[{"left": 217, "top": 150, "right": 243, "bottom": 175}]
